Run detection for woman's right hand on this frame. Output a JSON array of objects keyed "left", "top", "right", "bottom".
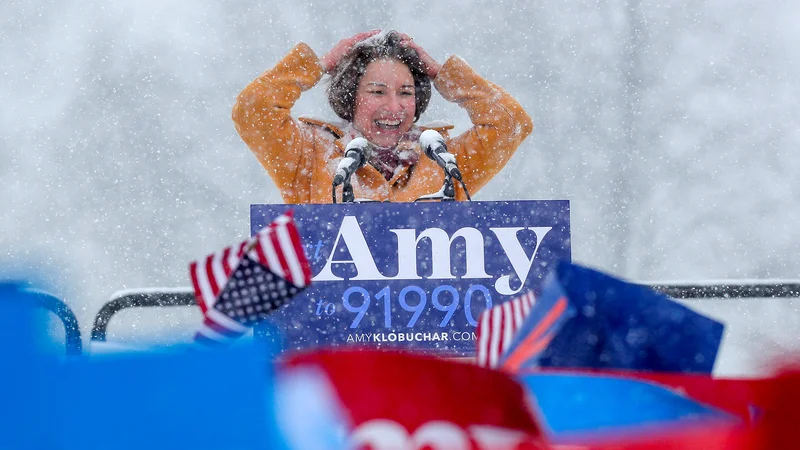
[{"left": 320, "top": 30, "right": 381, "bottom": 73}]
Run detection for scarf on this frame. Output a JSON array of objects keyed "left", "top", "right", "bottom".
[{"left": 341, "top": 125, "right": 422, "bottom": 181}]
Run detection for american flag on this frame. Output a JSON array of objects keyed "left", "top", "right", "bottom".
[
  {"left": 189, "top": 212, "right": 312, "bottom": 344},
  {"left": 475, "top": 291, "right": 536, "bottom": 369}
]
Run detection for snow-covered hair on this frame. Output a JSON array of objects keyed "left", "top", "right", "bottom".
[{"left": 327, "top": 30, "right": 432, "bottom": 122}]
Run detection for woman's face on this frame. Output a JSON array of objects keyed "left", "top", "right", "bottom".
[{"left": 353, "top": 58, "right": 416, "bottom": 148}]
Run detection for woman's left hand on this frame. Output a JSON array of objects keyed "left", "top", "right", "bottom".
[{"left": 399, "top": 34, "right": 441, "bottom": 79}]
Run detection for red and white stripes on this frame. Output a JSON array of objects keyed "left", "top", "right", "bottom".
[
  {"left": 189, "top": 212, "right": 311, "bottom": 343},
  {"left": 250, "top": 213, "right": 312, "bottom": 289},
  {"left": 475, "top": 291, "right": 536, "bottom": 368}
]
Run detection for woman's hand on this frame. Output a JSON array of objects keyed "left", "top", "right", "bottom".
[
  {"left": 399, "top": 33, "right": 441, "bottom": 79},
  {"left": 320, "top": 30, "right": 381, "bottom": 73}
]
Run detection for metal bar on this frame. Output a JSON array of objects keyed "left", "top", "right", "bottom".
[
  {"left": 89, "top": 282, "right": 800, "bottom": 344},
  {"left": 90, "top": 290, "right": 195, "bottom": 342},
  {"left": 649, "top": 283, "right": 800, "bottom": 300},
  {"left": 29, "top": 291, "right": 83, "bottom": 356}
]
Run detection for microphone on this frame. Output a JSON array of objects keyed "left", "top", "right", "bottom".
[
  {"left": 419, "top": 129, "right": 462, "bottom": 181},
  {"left": 333, "top": 137, "right": 370, "bottom": 186}
]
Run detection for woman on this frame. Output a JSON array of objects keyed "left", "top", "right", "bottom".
[{"left": 232, "top": 30, "right": 532, "bottom": 203}]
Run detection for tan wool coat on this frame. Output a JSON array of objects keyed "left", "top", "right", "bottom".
[{"left": 233, "top": 43, "right": 533, "bottom": 203}]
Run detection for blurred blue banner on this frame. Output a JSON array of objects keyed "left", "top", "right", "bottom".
[
  {"left": 0, "top": 281, "right": 290, "bottom": 450},
  {"left": 502, "top": 261, "right": 724, "bottom": 373},
  {"left": 520, "top": 372, "right": 736, "bottom": 441}
]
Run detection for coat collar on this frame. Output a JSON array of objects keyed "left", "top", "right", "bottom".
[
  {"left": 336, "top": 123, "right": 423, "bottom": 186},
  {"left": 297, "top": 115, "right": 455, "bottom": 186}
]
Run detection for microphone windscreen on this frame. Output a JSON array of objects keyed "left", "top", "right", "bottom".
[
  {"left": 419, "top": 129, "right": 445, "bottom": 151},
  {"left": 346, "top": 137, "right": 370, "bottom": 152},
  {"left": 345, "top": 137, "right": 371, "bottom": 166}
]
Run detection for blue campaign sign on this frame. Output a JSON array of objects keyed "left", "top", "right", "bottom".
[{"left": 251, "top": 200, "right": 570, "bottom": 357}]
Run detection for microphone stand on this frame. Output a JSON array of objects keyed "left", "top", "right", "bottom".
[
  {"left": 332, "top": 173, "right": 358, "bottom": 204},
  {"left": 342, "top": 180, "right": 355, "bottom": 203},
  {"left": 332, "top": 178, "right": 356, "bottom": 204},
  {"left": 414, "top": 169, "right": 472, "bottom": 202},
  {"left": 441, "top": 172, "right": 456, "bottom": 201}
]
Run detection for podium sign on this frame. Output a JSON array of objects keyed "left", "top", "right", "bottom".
[{"left": 251, "top": 200, "right": 570, "bottom": 357}]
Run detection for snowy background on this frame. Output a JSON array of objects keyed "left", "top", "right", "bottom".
[{"left": 3, "top": 0, "right": 800, "bottom": 373}]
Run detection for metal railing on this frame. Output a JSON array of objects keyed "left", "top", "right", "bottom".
[
  {"left": 88, "top": 282, "right": 800, "bottom": 345},
  {"left": 652, "top": 282, "right": 800, "bottom": 299},
  {"left": 90, "top": 289, "right": 195, "bottom": 342},
  {"left": 28, "top": 290, "right": 83, "bottom": 356}
]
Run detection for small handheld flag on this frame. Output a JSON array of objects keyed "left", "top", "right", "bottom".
[
  {"left": 475, "top": 290, "right": 536, "bottom": 368},
  {"left": 189, "top": 212, "right": 311, "bottom": 344}
]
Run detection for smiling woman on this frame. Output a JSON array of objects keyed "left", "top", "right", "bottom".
[
  {"left": 352, "top": 60, "right": 417, "bottom": 148},
  {"left": 232, "top": 30, "right": 533, "bottom": 204}
]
